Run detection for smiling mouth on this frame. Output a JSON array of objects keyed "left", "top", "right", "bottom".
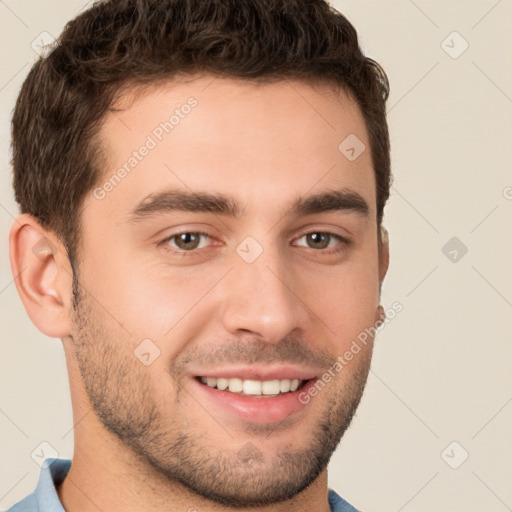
[{"left": 196, "top": 376, "right": 310, "bottom": 397}]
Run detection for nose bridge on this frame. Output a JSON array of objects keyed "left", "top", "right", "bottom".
[{"left": 219, "top": 240, "right": 308, "bottom": 342}]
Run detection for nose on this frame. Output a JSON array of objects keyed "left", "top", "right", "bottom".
[{"left": 218, "top": 245, "right": 310, "bottom": 344}]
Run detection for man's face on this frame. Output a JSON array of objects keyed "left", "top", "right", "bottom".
[{"left": 69, "top": 75, "right": 386, "bottom": 507}]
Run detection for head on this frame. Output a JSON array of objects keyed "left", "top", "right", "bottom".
[{"left": 10, "top": 0, "right": 391, "bottom": 508}]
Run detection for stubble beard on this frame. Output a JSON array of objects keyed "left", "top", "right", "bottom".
[{"left": 70, "top": 275, "right": 373, "bottom": 508}]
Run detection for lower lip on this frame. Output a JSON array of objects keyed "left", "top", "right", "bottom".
[{"left": 190, "top": 377, "right": 317, "bottom": 424}]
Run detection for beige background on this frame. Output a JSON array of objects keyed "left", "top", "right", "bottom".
[{"left": 1, "top": 1, "right": 511, "bottom": 511}]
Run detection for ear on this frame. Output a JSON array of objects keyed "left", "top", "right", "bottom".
[
  {"left": 9, "top": 214, "right": 74, "bottom": 338},
  {"left": 374, "top": 225, "right": 390, "bottom": 327},
  {"left": 378, "top": 225, "right": 390, "bottom": 289}
]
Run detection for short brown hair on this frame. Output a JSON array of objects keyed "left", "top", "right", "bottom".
[{"left": 12, "top": 0, "right": 391, "bottom": 268}]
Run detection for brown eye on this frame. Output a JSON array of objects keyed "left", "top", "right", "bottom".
[
  {"left": 164, "top": 232, "right": 211, "bottom": 251},
  {"left": 305, "top": 232, "right": 330, "bottom": 249},
  {"left": 296, "top": 232, "right": 343, "bottom": 250}
]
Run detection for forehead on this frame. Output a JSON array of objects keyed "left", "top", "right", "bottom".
[{"left": 90, "top": 74, "right": 375, "bottom": 221}]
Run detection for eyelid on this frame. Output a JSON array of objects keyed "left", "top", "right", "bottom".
[
  {"left": 158, "top": 231, "right": 216, "bottom": 253},
  {"left": 291, "top": 221, "right": 351, "bottom": 240},
  {"left": 292, "top": 230, "right": 352, "bottom": 250}
]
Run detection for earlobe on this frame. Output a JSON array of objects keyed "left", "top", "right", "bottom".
[{"left": 9, "top": 214, "right": 73, "bottom": 339}]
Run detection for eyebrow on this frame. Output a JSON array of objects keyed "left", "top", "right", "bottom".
[{"left": 126, "top": 187, "right": 370, "bottom": 222}]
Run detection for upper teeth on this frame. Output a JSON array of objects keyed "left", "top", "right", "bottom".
[{"left": 199, "top": 377, "right": 302, "bottom": 396}]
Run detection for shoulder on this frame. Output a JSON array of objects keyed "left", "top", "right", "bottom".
[
  {"left": 5, "top": 458, "right": 71, "bottom": 512},
  {"left": 328, "top": 488, "right": 362, "bottom": 512},
  {"left": 4, "top": 493, "right": 38, "bottom": 512}
]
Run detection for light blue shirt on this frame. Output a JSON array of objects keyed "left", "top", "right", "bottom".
[{"left": 6, "top": 458, "right": 360, "bottom": 512}]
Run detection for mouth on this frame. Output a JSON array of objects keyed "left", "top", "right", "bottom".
[
  {"left": 191, "top": 370, "right": 319, "bottom": 424},
  {"left": 196, "top": 376, "right": 309, "bottom": 398}
]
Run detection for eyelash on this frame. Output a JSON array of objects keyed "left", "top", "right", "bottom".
[{"left": 158, "top": 230, "right": 352, "bottom": 256}]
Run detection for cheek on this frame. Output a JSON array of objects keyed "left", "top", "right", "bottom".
[
  {"left": 300, "top": 256, "right": 380, "bottom": 344},
  {"left": 106, "top": 263, "right": 221, "bottom": 355},
  {"left": 78, "top": 249, "right": 203, "bottom": 342}
]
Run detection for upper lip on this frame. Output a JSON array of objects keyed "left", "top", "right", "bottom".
[{"left": 192, "top": 365, "right": 319, "bottom": 382}]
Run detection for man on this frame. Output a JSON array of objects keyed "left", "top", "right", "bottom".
[{"left": 8, "top": 0, "right": 391, "bottom": 511}]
